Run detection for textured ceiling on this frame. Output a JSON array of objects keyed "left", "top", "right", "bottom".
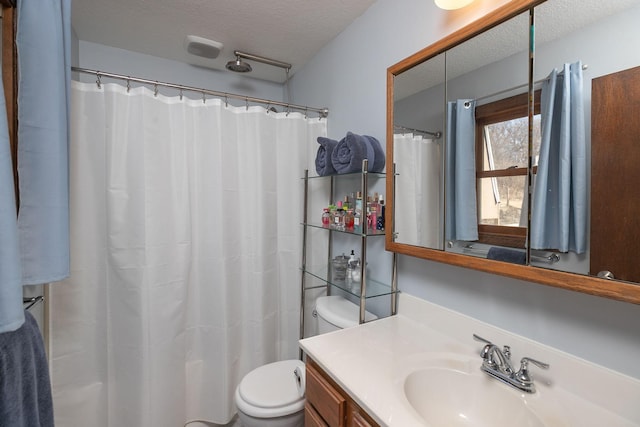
[
  {"left": 394, "top": 0, "right": 639, "bottom": 101},
  {"left": 72, "top": 0, "right": 377, "bottom": 83}
]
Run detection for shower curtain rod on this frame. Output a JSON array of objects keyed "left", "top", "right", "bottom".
[
  {"left": 475, "top": 63, "right": 588, "bottom": 105},
  {"left": 394, "top": 124, "right": 442, "bottom": 139},
  {"left": 72, "top": 67, "right": 329, "bottom": 118}
]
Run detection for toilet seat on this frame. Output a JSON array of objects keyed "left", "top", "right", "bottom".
[{"left": 236, "top": 359, "right": 305, "bottom": 418}]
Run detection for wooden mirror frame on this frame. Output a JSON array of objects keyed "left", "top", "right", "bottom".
[
  {"left": 2, "top": 3, "right": 18, "bottom": 207},
  {"left": 385, "top": 0, "right": 640, "bottom": 305}
]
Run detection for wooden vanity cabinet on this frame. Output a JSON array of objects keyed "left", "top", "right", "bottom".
[{"left": 305, "top": 358, "right": 380, "bottom": 427}]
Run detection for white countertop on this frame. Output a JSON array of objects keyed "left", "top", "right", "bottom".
[{"left": 299, "top": 293, "right": 640, "bottom": 427}]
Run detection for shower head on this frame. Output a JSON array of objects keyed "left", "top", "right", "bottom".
[
  {"left": 226, "top": 56, "right": 253, "bottom": 73},
  {"left": 225, "top": 50, "right": 291, "bottom": 74}
]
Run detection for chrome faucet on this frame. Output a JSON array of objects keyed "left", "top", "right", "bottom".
[
  {"left": 473, "top": 334, "right": 549, "bottom": 393},
  {"left": 481, "top": 342, "right": 513, "bottom": 374}
]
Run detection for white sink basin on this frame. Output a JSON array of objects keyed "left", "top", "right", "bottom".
[
  {"left": 404, "top": 366, "right": 545, "bottom": 427},
  {"left": 398, "top": 354, "right": 572, "bottom": 427}
]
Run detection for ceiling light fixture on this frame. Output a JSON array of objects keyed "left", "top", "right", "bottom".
[{"left": 434, "top": 0, "right": 475, "bottom": 10}]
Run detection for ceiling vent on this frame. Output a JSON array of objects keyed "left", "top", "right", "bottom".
[{"left": 184, "top": 35, "right": 223, "bottom": 59}]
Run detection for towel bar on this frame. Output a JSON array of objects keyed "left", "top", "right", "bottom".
[
  {"left": 461, "top": 244, "right": 560, "bottom": 264},
  {"left": 23, "top": 296, "right": 44, "bottom": 311}
]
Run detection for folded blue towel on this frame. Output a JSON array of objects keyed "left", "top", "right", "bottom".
[
  {"left": 315, "top": 136, "right": 338, "bottom": 176},
  {"left": 0, "top": 310, "right": 54, "bottom": 427},
  {"left": 331, "top": 132, "right": 385, "bottom": 174},
  {"left": 487, "top": 247, "right": 526, "bottom": 265}
]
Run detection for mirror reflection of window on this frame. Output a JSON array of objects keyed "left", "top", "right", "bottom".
[
  {"left": 474, "top": 92, "right": 540, "bottom": 248},
  {"left": 480, "top": 117, "right": 530, "bottom": 227}
]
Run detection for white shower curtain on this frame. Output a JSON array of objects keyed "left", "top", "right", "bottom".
[
  {"left": 49, "top": 81, "right": 326, "bottom": 427},
  {"left": 393, "top": 133, "right": 442, "bottom": 248}
]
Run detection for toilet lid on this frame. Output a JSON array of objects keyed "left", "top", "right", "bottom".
[{"left": 238, "top": 359, "right": 305, "bottom": 409}]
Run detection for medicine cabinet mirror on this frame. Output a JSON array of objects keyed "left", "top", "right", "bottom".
[{"left": 386, "top": 0, "right": 640, "bottom": 304}]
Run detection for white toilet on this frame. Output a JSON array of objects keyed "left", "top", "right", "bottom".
[{"left": 234, "top": 295, "right": 377, "bottom": 427}]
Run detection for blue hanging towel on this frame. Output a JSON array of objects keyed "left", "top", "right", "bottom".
[{"left": 0, "top": 310, "right": 54, "bottom": 427}]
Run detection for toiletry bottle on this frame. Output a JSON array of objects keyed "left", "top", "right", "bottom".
[
  {"left": 328, "top": 204, "right": 336, "bottom": 228},
  {"left": 354, "top": 210, "right": 361, "bottom": 233},
  {"left": 321, "top": 208, "right": 330, "bottom": 227},
  {"left": 368, "top": 206, "right": 377, "bottom": 230},
  {"left": 347, "top": 250, "right": 357, "bottom": 281},
  {"left": 345, "top": 209, "right": 354, "bottom": 229},
  {"left": 335, "top": 201, "right": 345, "bottom": 230},
  {"left": 355, "top": 191, "right": 363, "bottom": 217},
  {"left": 351, "top": 259, "right": 361, "bottom": 283},
  {"left": 376, "top": 194, "right": 385, "bottom": 231}
]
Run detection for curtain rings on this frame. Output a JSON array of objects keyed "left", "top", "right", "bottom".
[
  {"left": 224, "top": 95, "right": 228, "bottom": 108},
  {"left": 304, "top": 107, "right": 308, "bottom": 119},
  {"left": 126, "top": 78, "right": 131, "bottom": 93},
  {"left": 179, "top": 89, "right": 183, "bottom": 101},
  {"left": 245, "top": 98, "right": 249, "bottom": 111},
  {"left": 266, "top": 102, "right": 271, "bottom": 114},
  {"left": 286, "top": 104, "right": 291, "bottom": 117},
  {"left": 154, "top": 82, "right": 159, "bottom": 97},
  {"left": 202, "top": 92, "right": 206, "bottom": 104},
  {"left": 96, "top": 72, "right": 102, "bottom": 89}
]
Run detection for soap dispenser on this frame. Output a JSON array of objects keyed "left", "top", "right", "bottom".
[
  {"left": 347, "top": 250, "right": 357, "bottom": 280},
  {"left": 347, "top": 250, "right": 362, "bottom": 283}
]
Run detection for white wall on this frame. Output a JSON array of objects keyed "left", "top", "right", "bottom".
[{"left": 290, "top": 0, "right": 640, "bottom": 379}]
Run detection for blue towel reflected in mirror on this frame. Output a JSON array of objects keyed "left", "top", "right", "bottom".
[{"left": 487, "top": 246, "right": 526, "bottom": 265}]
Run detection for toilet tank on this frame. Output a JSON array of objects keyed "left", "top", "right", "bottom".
[{"left": 314, "top": 295, "right": 377, "bottom": 334}]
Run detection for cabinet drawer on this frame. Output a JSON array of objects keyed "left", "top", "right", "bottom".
[
  {"left": 306, "top": 361, "right": 346, "bottom": 427},
  {"left": 349, "top": 410, "right": 375, "bottom": 427},
  {"left": 305, "top": 402, "right": 329, "bottom": 427}
]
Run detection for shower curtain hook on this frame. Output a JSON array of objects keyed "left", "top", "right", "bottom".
[
  {"left": 179, "top": 89, "right": 183, "bottom": 101},
  {"left": 245, "top": 98, "right": 249, "bottom": 111},
  {"left": 224, "top": 95, "right": 228, "bottom": 108},
  {"left": 96, "top": 72, "right": 102, "bottom": 89},
  {"left": 126, "top": 78, "right": 131, "bottom": 93},
  {"left": 286, "top": 104, "right": 290, "bottom": 117},
  {"left": 202, "top": 92, "right": 206, "bottom": 104},
  {"left": 266, "top": 102, "right": 271, "bottom": 114},
  {"left": 304, "top": 107, "right": 308, "bottom": 119},
  {"left": 154, "top": 82, "right": 159, "bottom": 97}
]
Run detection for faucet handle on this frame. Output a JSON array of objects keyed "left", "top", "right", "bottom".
[
  {"left": 521, "top": 357, "right": 549, "bottom": 370},
  {"left": 515, "top": 357, "right": 549, "bottom": 389},
  {"left": 503, "top": 345, "right": 511, "bottom": 360},
  {"left": 472, "top": 334, "right": 494, "bottom": 360},
  {"left": 472, "top": 334, "right": 492, "bottom": 345}
]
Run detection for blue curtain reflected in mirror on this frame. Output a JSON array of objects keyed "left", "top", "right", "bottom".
[
  {"left": 445, "top": 99, "right": 478, "bottom": 242},
  {"left": 531, "top": 61, "right": 587, "bottom": 253}
]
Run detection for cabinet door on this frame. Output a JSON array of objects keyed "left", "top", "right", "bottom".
[
  {"left": 305, "top": 403, "right": 329, "bottom": 427},
  {"left": 306, "top": 362, "right": 346, "bottom": 427},
  {"left": 591, "top": 65, "right": 640, "bottom": 282}
]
